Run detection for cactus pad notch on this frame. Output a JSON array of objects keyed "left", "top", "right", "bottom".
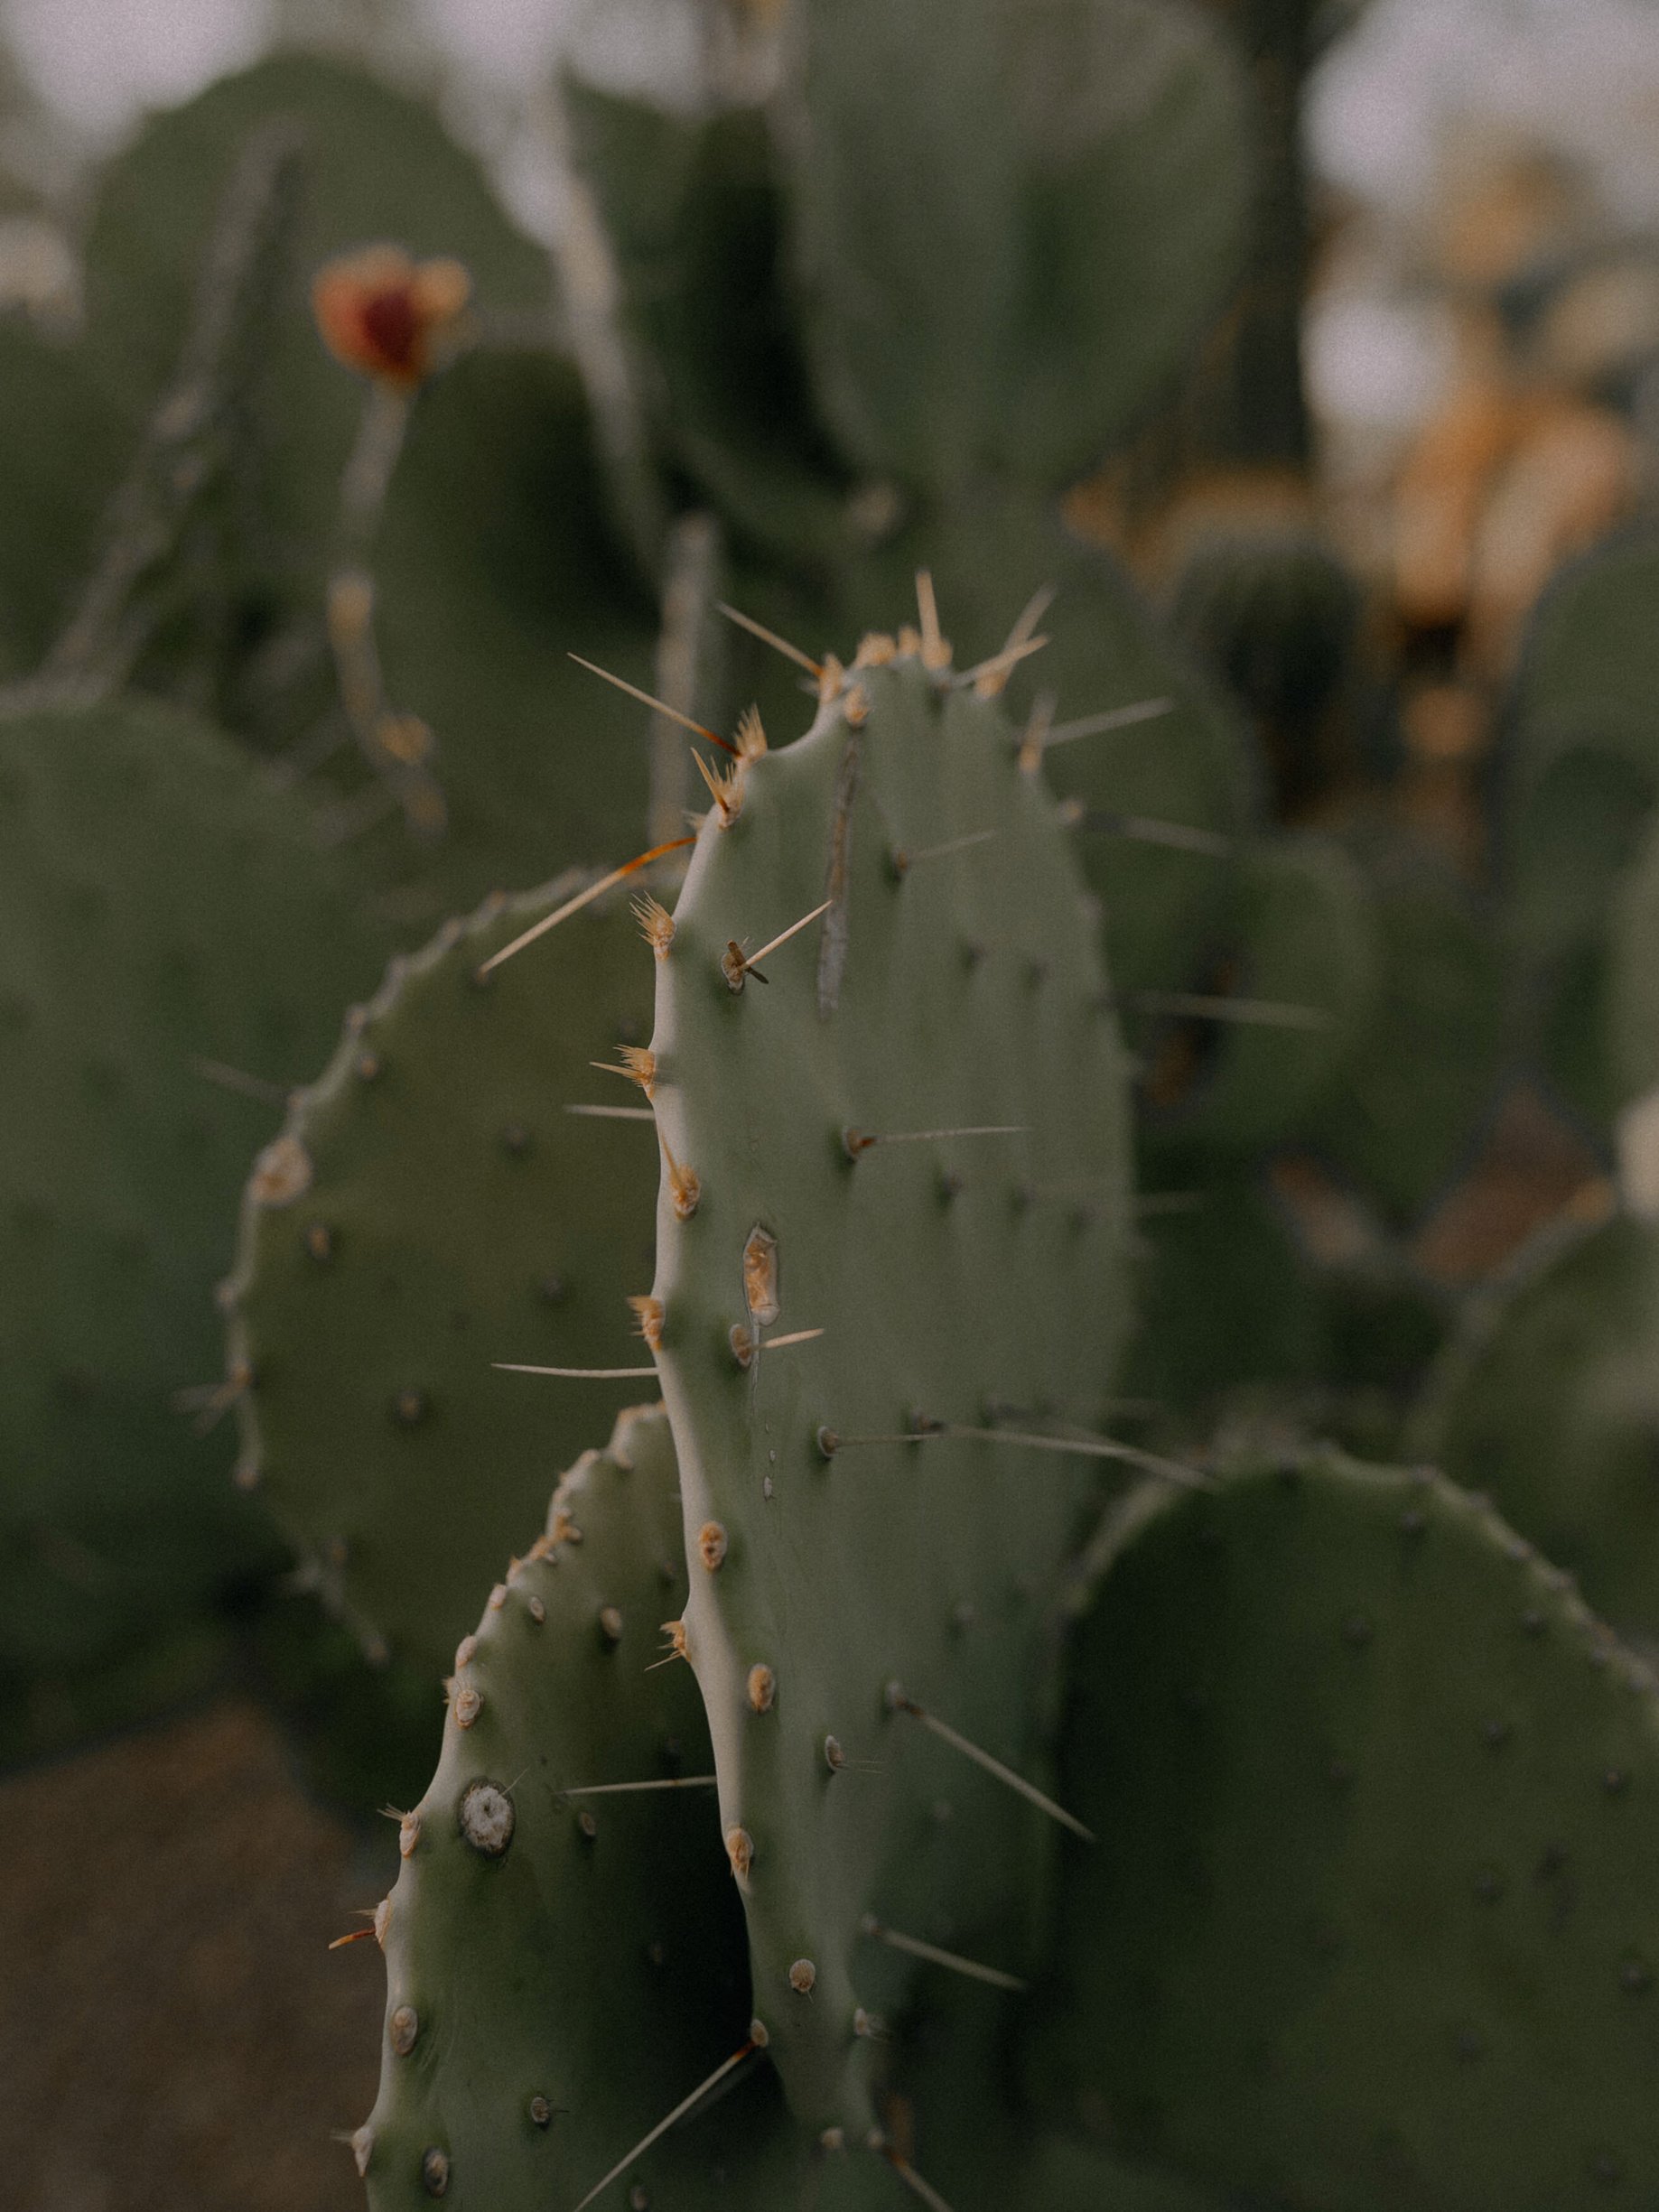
[
  {"left": 360, "top": 1403, "right": 851, "bottom": 2211},
  {"left": 641, "top": 607, "right": 1135, "bottom": 2133}
]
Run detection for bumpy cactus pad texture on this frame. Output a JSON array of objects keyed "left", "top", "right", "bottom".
[
  {"left": 644, "top": 638, "right": 1133, "bottom": 2128},
  {"left": 362, "top": 1404, "right": 855, "bottom": 2211},
  {"left": 227, "top": 880, "right": 657, "bottom": 1679},
  {"left": 1037, "top": 1454, "right": 1659, "bottom": 2210},
  {"left": 0, "top": 697, "right": 385, "bottom": 1735},
  {"left": 1413, "top": 1210, "right": 1659, "bottom": 1643}
]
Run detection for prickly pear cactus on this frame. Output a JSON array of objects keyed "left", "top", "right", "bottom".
[
  {"left": 1309, "top": 826, "right": 1506, "bottom": 1224},
  {"left": 811, "top": 508, "right": 1259, "bottom": 1005},
  {"left": 226, "top": 878, "right": 657, "bottom": 1683},
  {"left": 1501, "top": 522, "right": 1659, "bottom": 1129},
  {"left": 640, "top": 622, "right": 1134, "bottom": 2132},
  {"left": 560, "top": 79, "right": 849, "bottom": 571},
  {"left": 1608, "top": 804, "right": 1659, "bottom": 1120},
  {"left": 1036, "top": 1452, "right": 1659, "bottom": 2210},
  {"left": 1412, "top": 1209, "right": 1659, "bottom": 1644},
  {"left": 366, "top": 347, "right": 659, "bottom": 912},
  {"left": 0, "top": 318, "right": 129, "bottom": 683},
  {"left": 783, "top": 0, "right": 1254, "bottom": 493},
  {"left": 359, "top": 1404, "right": 843, "bottom": 2210},
  {"left": 1168, "top": 522, "right": 1361, "bottom": 812},
  {"left": 0, "top": 695, "right": 387, "bottom": 1757},
  {"left": 79, "top": 53, "right": 549, "bottom": 578},
  {"left": 1139, "top": 832, "right": 1378, "bottom": 1153}
]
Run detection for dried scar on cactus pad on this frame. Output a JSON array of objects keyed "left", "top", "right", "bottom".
[{"left": 312, "top": 245, "right": 471, "bottom": 386}]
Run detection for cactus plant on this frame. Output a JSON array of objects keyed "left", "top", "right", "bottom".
[
  {"left": 1607, "top": 802, "right": 1659, "bottom": 1120},
  {"left": 78, "top": 53, "right": 549, "bottom": 589},
  {"left": 642, "top": 634, "right": 1133, "bottom": 2133},
  {"left": 226, "top": 877, "right": 657, "bottom": 1687},
  {"left": 563, "top": 1, "right": 1266, "bottom": 1014},
  {"left": 358, "top": 1402, "right": 826, "bottom": 2211},
  {"left": 1136, "top": 831, "right": 1379, "bottom": 1154},
  {"left": 0, "top": 693, "right": 387, "bottom": 1761},
  {"left": 1034, "top": 1450, "right": 1659, "bottom": 2209},
  {"left": 10, "top": 18, "right": 1659, "bottom": 2212},
  {"left": 779, "top": 0, "right": 1254, "bottom": 497},
  {"left": 1309, "top": 824, "right": 1507, "bottom": 1225},
  {"left": 1500, "top": 521, "right": 1659, "bottom": 1132},
  {"left": 1168, "top": 521, "right": 1362, "bottom": 813},
  {"left": 1411, "top": 1208, "right": 1659, "bottom": 1645}
]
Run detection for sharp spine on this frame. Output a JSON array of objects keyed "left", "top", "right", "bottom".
[
  {"left": 886, "top": 1685, "right": 1094, "bottom": 1840},
  {"left": 479, "top": 841, "right": 694, "bottom": 974},
  {"left": 716, "top": 600, "right": 823, "bottom": 676},
  {"left": 859, "top": 1914, "right": 1027, "bottom": 1991},
  {"left": 569, "top": 2040, "right": 759, "bottom": 2212},
  {"left": 1128, "top": 989, "right": 1331, "bottom": 1030},
  {"left": 493, "top": 1362, "right": 659, "bottom": 1380},
  {"left": 569, "top": 652, "right": 741, "bottom": 757}
]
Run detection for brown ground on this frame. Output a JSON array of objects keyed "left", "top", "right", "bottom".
[{"left": 0, "top": 1698, "right": 387, "bottom": 2212}]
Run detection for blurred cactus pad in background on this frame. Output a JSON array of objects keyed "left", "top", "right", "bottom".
[{"left": 6, "top": 2, "right": 1659, "bottom": 2208}]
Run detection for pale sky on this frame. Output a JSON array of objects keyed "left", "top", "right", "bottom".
[{"left": 7, "top": 0, "right": 1659, "bottom": 218}]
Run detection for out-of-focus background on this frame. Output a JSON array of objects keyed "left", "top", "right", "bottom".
[{"left": 4, "top": 3, "right": 1659, "bottom": 2207}]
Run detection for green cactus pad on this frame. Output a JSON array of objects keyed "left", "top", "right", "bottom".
[
  {"left": 643, "top": 643, "right": 1133, "bottom": 2130},
  {"left": 1412, "top": 1210, "right": 1659, "bottom": 1644},
  {"left": 361, "top": 1403, "right": 846, "bottom": 2211},
  {"left": 784, "top": 0, "right": 1254, "bottom": 495},
  {"left": 561, "top": 79, "right": 853, "bottom": 572},
  {"left": 1502, "top": 524, "right": 1659, "bottom": 1129},
  {"left": 79, "top": 53, "right": 549, "bottom": 582},
  {"left": 1121, "top": 1171, "right": 1327, "bottom": 1420},
  {"left": 225, "top": 878, "right": 658, "bottom": 1682},
  {"left": 0, "top": 316, "right": 130, "bottom": 683},
  {"left": 1607, "top": 805, "right": 1659, "bottom": 1114},
  {"left": 1139, "top": 832, "right": 1379, "bottom": 1154},
  {"left": 815, "top": 507, "right": 1257, "bottom": 1002},
  {"left": 1309, "top": 827, "right": 1506, "bottom": 1222},
  {"left": 1036, "top": 1452, "right": 1659, "bottom": 2210},
  {"left": 1168, "top": 523, "right": 1361, "bottom": 811},
  {"left": 1169, "top": 523, "right": 1360, "bottom": 738},
  {"left": 366, "top": 345, "right": 659, "bottom": 913},
  {"left": 0, "top": 696, "right": 387, "bottom": 1733}
]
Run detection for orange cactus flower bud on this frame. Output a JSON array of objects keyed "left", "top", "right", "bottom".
[{"left": 311, "top": 246, "right": 471, "bottom": 387}]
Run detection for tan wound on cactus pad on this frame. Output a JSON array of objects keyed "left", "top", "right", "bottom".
[
  {"left": 697, "top": 1521, "right": 729, "bottom": 1570},
  {"left": 748, "top": 1663, "right": 777, "bottom": 1713},
  {"left": 742, "top": 1225, "right": 780, "bottom": 1327},
  {"left": 726, "top": 1826, "right": 755, "bottom": 1877},
  {"left": 249, "top": 1133, "right": 312, "bottom": 1206}
]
